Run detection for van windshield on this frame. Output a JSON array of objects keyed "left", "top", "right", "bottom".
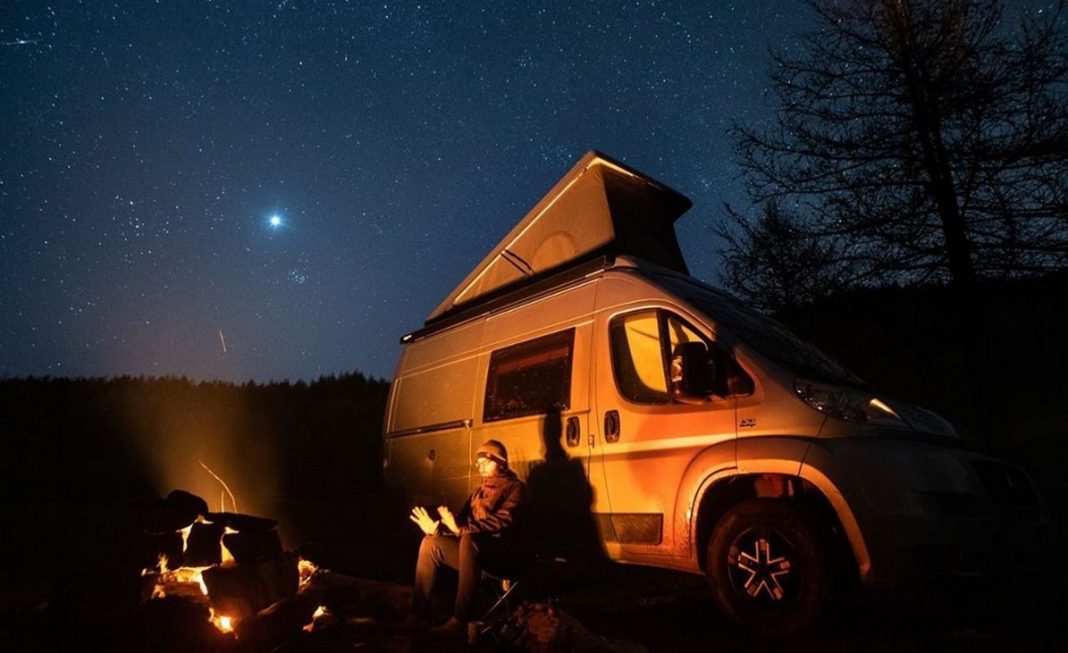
[{"left": 654, "top": 273, "right": 862, "bottom": 386}]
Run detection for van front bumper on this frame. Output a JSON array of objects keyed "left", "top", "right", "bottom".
[{"left": 802, "top": 438, "right": 1054, "bottom": 590}]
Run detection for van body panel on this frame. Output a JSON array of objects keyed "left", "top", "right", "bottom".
[
  {"left": 387, "top": 319, "right": 486, "bottom": 508},
  {"left": 389, "top": 318, "right": 484, "bottom": 433},
  {"left": 734, "top": 436, "right": 811, "bottom": 477},
  {"left": 800, "top": 436, "right": 1052, "bottom": 585},
  {"left": 795, "top": 458, "right": 873, "bottom": 579},
  {"left": 675, "top": 447, "right": 741, "bottom": 561},
  {"left": 470, "top": 281, "right": 597, "bottom": 496},
  {"left": 731, "top": 350, "right": 825, "bottom": 447},
  {"left": 389, "top": 358, "right": 480, "bottom": 434},
  {"left": 386, "top": 427, "right": 473, "bottom": 509}
]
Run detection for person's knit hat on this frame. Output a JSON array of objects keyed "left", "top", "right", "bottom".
[{"left": 475, "top": 439, "right": 508, "bottom": 468}]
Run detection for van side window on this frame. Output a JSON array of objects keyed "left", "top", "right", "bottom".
[
  {"left": 610, "top": 310, "right": 753, "bottom": 403},
  {"left": 483, "top": 329, "right": 575, "bottom": 422}
]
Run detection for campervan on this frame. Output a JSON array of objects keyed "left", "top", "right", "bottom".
[{"left": 383, "top": 151, "right": 1050, "bottom": 633}]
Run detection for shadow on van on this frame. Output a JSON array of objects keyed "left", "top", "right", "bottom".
[{"left": 525, "top": 407, "right": 608, "bottom": 572}]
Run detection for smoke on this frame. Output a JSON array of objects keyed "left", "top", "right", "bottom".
[{"left": 118, "top": 379, "right": 281, "bottom": 525}]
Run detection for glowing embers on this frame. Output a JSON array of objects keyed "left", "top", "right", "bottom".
[
  {"left": 303, "top": 605, "right": 330, "bottom": 632},
  {"left": 144, "top": 523, "right": 239, "bottom": 634},
  {"left": 298, "top": 558, "right": 320, "bottom": 589},
  {"left": 215, "top": 613, "right": 234, "bottom": 633}
]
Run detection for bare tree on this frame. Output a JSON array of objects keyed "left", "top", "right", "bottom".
[
  {"left": 725, "top": 0, "right": 1068, "bottom": 300},
  {"left": 717, "top": 201, "right": 853, "bottom": 312}
]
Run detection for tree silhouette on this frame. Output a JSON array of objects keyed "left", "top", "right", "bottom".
[
  {"left": 717, "top": 201, "right": 855, "bottom": 312},
  {"left": 723, "top": 0, "right": 1067, "bottom": 305}
]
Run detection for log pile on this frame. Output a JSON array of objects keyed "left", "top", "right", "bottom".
[
  {"left": 137, "top": 490, "right": 299, "bottom": 644},
  {"left": 133, "top": 490, "right": 421, "bottom": 652}
]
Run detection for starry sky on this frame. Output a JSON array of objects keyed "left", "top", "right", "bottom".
[{"left": 1, "top": 1, "right": 809, "bottom": 382}]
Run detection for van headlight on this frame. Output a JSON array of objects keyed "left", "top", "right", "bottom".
[{"left": 794, "top": 379, "right": 909, "bottom": 428}]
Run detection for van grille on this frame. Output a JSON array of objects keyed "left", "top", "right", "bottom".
[{"left": 970, "top": 461, "right": 1039, "bottom": 510}]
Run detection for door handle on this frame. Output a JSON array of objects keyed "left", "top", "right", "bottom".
[
  {"left": 604, "top": 410, "right": 620, "bottom": 443},
  {"left": 565, "top": 416, "right": 581, "bottom": 448}
]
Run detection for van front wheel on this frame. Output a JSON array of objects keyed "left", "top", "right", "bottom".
[{"left": 706, "top": 499, "right": 831, "bottom": 635}]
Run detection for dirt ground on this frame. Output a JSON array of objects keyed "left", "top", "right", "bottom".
[
  {"left": 3, "top": 492, "right": 1065, "bottom": 653},
  {"left": 4, "top": 559, "right": 1065, "bottom": 653},
  {"left": 558, "top": 564, "right": 1068, "bottom": 652}
]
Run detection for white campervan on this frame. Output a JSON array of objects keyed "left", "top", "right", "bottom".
[{"left": 383, "top": 151, "right": 1050, "bottom": 633}]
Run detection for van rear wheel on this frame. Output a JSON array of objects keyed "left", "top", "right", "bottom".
[{"left": 706, "top": 499, "right": 831, "bottom": 636}]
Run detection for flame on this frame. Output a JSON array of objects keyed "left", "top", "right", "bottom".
[
  {"left": 298, "top": 558, "right": 319, "bottom": 590},
  {"left": 153, "top": 555, "right": 234, "bottom": 634},
  {"left": 212, "top": 612, "right": 233, "bottom": 633},
  {"left": 303, "top": 605, "right": 329, "bottom": 632},
  {"left": 180, "top": 523, "right": 193, "bottom": 551},
  {"left": 221, "top": 527, "right": 238, "bottom": 563},
  {"left": 191, "top": 569, "right": 208, "bottom": 596},
  {"left": 298, "top": 558, "right": 318, "bottom": 578}
]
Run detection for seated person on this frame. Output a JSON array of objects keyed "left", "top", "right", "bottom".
[{"left": 408, "top": 439, "right": 528, "bottom": 637}]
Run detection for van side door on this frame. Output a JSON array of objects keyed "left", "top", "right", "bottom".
[{"left": 473, "top": 282, "right": 602, "bottom": 562}]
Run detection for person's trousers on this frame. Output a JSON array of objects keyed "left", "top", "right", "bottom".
[{"left": 412, "top": 533, "right": 507, "bottom": 621}]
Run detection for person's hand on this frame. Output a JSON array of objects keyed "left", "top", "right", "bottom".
[
  {"left": 437, "top": 506, "right": 459, "bottom": 534},
  {"left": 409, "top": 506, "right": 440, "bottom": 535}
]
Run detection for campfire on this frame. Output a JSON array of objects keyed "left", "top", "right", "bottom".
[
  {"left": 137, "top": 488, "right": 322, "bottom": 644},
  {"left": 120, "top": 481, "right": 414, "bottom": 652}
]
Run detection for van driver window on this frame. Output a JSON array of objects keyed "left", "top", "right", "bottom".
[
  {"left": 611, "top": 310, "right": 747, "bottom": 403},
  {"left": 610, "top": 311, "right": 671, "bottom": 403},
  {"left": 483, "top": 329, "right": 574, "bottom": 422}
]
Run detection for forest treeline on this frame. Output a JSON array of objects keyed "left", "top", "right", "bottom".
[{"left": 0, "top": 372, "right": 390, "bottom": 503}]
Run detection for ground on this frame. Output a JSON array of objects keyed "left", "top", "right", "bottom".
[{"left": 3, "top": 556, "right": 1066, "bottom": 652}]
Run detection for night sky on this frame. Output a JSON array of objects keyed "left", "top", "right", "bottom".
[{"left": 3, "top": 1, "right": 811, "bottom": 382}]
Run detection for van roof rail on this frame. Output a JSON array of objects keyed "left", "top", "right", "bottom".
[{"left": 402, "top": 254, "right": 615, "bottom": 343}]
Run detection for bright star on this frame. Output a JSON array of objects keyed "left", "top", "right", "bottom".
[{"left": 269, "top": 215, "right": 282, "bottom": 228}]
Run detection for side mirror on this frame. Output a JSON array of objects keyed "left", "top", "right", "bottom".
[{"left": 670, "top": 342, "right": 714, "bottom": 404}]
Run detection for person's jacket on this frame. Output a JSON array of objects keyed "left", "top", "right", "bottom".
[{"left": 456, "top": 468, "right": 527, "bottom": 540}]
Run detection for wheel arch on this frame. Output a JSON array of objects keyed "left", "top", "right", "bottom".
[{"left": 691, "top": 468, "right": 866, "bottom": 582}]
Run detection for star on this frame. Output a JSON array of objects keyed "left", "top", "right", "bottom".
[{"left": 269, "top": 215, "right": 282, "bottom": 228}]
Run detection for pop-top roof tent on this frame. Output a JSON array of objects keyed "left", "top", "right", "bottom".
[{"left": 426, "top": 150, "right": 693, "bottom": 326}]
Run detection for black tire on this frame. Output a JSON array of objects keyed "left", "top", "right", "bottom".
[{"left": 706, "top": 498, "right": 832, "bottom": 636}]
